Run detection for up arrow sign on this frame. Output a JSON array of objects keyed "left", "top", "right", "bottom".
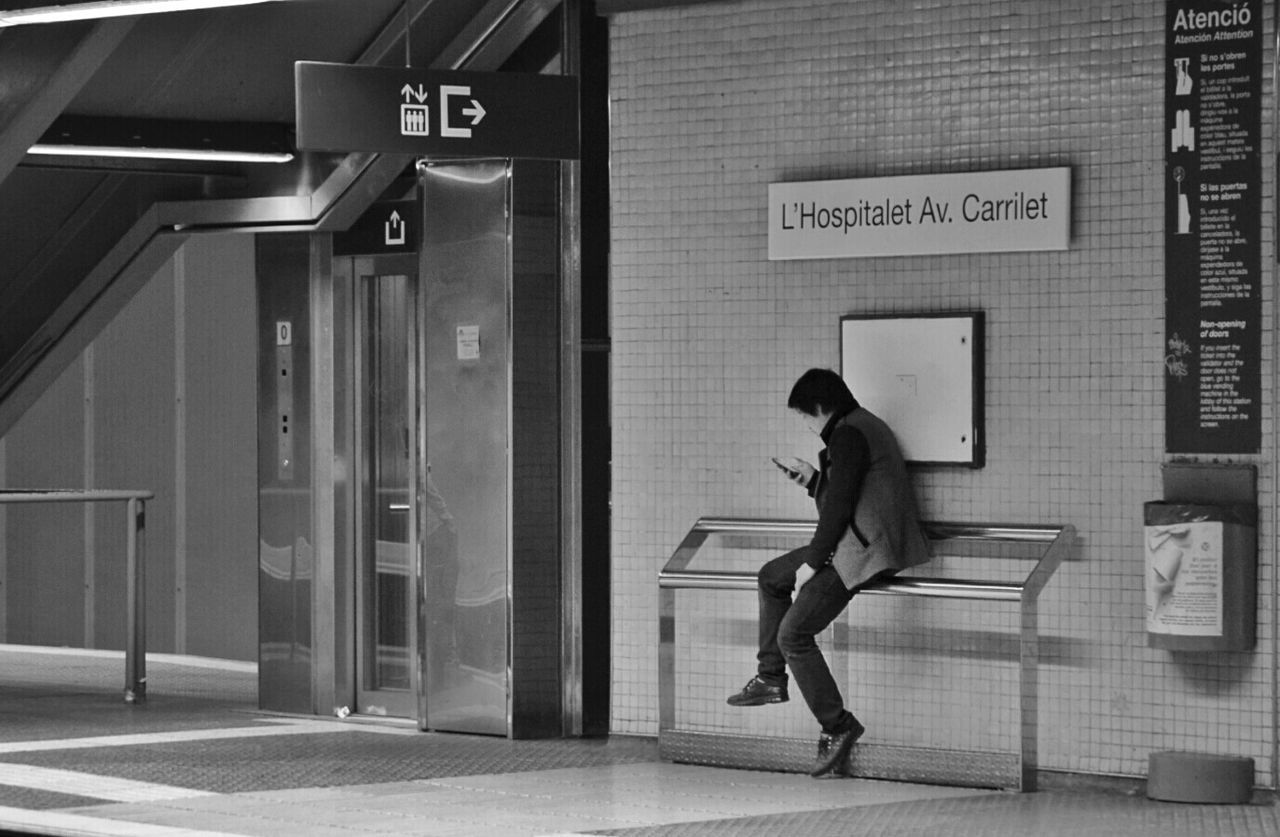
[
  {"left": 384, "top": 210, "right": 406, "bottom": 246},
  {"left": 334, "top": 199, "right": 417, "bottom": 256},
  {"left": 296, "top": 61, "right": 579, "bottom": 160},
  {"left": 400, "top": 83, "right": 429, "bottom": 103}
]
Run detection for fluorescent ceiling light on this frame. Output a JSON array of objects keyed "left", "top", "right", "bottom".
[
  {"left": 28, "top": 143, "right": 294, "bottom": 163},
  {"left": 0, "top": 0, "right": 288, "bottom": 27}
]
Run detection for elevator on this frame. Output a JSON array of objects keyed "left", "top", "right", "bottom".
[{"left": 256, "top": 158, "right": 568, "bottom": 737}]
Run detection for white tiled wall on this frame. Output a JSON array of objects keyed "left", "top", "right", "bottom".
[{"left": 608, "top": 0, "right": 1275, "bottom": 782}]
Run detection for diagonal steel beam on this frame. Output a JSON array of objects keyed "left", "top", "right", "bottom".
[
  {"left": 0, "top": 0, "right": 564, "bottom": 436},
  {"left": 0, "top": 18, "right": 133, "bottom": 187}
]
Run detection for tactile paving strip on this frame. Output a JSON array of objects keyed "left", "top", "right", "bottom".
[
  {"left": 0, "top": 731, "right": 660, "bottom": 795},
  {"left": 0, "top": 647, "right": 256, "bottom": 702},
  {"left": 592, "top": 791, "right": 1280, "bottom": 837},
  {"left": 0, "top": 648, "right": 258, "bottom": 744},
  {"left": 0, "top": 783, "right": 109, "bottom": 811},
  {"left": 0, "top": 687, "right": 259, "bottom": 744}
]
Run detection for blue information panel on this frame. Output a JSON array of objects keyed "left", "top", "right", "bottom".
[
  {"left": 295, "top": 61, "right": 579, "bottom": 160},
  {"left": 1164, "top": 1, "right": 1262, "bottom": 453}
]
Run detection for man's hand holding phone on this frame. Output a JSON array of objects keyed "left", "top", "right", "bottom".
[{"left": 771, "top": 456, "right": 815, "bottom": 487}]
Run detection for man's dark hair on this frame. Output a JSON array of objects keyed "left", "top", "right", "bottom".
[{"left": 787, "top": 368, "right": 855, "bottom": 417}]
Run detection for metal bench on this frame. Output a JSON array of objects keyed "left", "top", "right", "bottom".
[{"left": 658, "top": 517, "right": 1075, "bottom": 791}]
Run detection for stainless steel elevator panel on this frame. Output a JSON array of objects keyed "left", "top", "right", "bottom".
[
  {"left": 420, "top": 160, "right": 512, "bottom": 736},
  {"left": 256, "top": 234, "right": 315, "bottom": 714}
]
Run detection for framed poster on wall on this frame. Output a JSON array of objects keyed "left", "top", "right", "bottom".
[{"left": 840, "top": 312, "right": 984, "bottom": 467}]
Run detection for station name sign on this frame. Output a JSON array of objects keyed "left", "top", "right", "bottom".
[
  {"left": 767, "top": 167, "right": 1071, "bottom": 259},
  {"left": 295, "top": 61, "right": 579, "bottom": 160}
]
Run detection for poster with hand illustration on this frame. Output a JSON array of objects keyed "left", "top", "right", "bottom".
[{"left": 1145, "top": 521, "right": 1222, "bottom": 636}]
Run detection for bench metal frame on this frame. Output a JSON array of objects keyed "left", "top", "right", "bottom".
[{"left": 658, "top": 517, "right": 1075, "bottom": 791}]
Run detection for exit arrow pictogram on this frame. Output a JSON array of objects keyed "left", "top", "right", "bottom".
[{"left": 462, "top": 98, "right": 485, "bottom": 126}]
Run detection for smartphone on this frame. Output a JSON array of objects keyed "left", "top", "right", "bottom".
[{"left": 771, "top": 457, "right": 800, "bottom": 478}]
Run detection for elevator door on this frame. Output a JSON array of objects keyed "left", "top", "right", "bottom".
[{"left": 354, "top": 272, "right": 419, "bottom": 719}]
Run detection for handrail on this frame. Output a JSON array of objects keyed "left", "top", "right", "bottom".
[
  {"left": 0, "top": 488, "right": 153, "bottom": 704},
  {"left": 0, "top": 489, "right": 152, "bottom": 503}
]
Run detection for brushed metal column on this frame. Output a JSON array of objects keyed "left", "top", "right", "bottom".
[
  {"left": 419, "top": 160, "right": 512, "bottom": 735},
  {"left": 256, "top": 234, "right": 315, "bottom": 714}
]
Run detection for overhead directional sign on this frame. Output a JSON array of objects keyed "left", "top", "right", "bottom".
[
  {"left": 295, "top": 61, "right": 579, "bottom": 160},
  {"left": 333, "top": 200, "right": 417, "bottom": 256}
]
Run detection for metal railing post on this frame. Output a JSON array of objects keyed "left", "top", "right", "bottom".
[
  {"left": 125, "top": 496, "right": 147, "bottom": 704},
  {"left": 0, "top": 489, "right": 154, "bottom": 703}
]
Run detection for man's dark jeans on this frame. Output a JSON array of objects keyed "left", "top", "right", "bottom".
[{"left": 756, "top": 547, "right": 859, "bottom": 735}]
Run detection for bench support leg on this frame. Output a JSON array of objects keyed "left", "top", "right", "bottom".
[
  {"left": 1018, "top": 594, "right": 1038, "bottom": 791},
  {"left": 658, "top": 586, "right": 676, "bottom": 735}
]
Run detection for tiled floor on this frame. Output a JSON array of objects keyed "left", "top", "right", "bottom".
[{"left": 0, "top": 646, "right": 1276, "bottom": 837}]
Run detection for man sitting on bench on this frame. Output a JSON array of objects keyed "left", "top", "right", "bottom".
[{"left": 727, "top": 368, "right": 930, "bottom": 777}]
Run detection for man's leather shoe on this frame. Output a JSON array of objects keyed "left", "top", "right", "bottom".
[
  {"left": 810, "top": 719, "right": 865, "bottom": 777},
  {"left": 726, "top": 675, "right": 788, "bottom": 706}
]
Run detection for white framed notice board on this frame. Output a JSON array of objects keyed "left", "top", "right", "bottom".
[{"left": 840, "top": 312, "right": 984, "bottom": 467}]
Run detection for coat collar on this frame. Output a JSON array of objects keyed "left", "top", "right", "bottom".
[{"left": 819, "top": 401, "right": 860, "bottom": 444}]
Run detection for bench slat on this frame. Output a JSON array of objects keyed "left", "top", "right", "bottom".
[{"left": 658, "top": 570, "right": 1023, "bottom": 601}]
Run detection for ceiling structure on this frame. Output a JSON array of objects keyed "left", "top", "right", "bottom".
[{"left": 0, "top": 0, "right": 562, "bottom": 434}]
